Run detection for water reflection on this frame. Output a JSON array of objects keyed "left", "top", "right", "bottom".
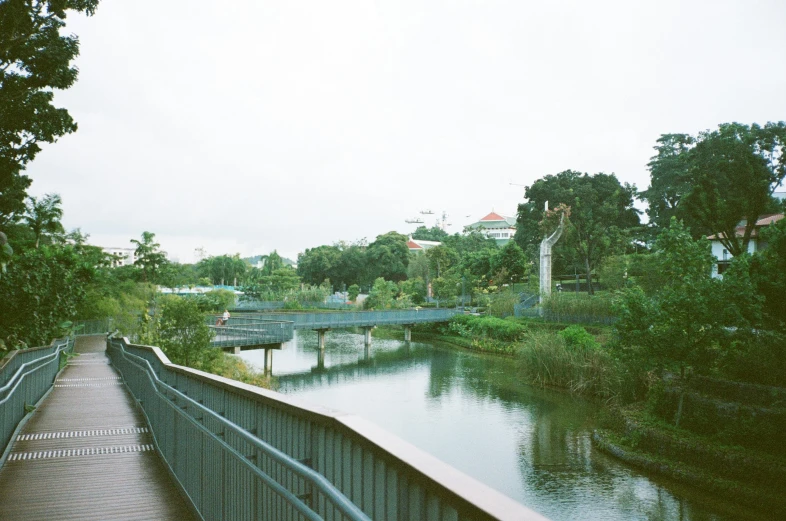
[{"left": 239, "top": 331, "right": 770, "bottom": 521}]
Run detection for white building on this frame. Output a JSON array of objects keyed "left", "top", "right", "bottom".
[
  {"left": 707, "top": 214, "right": 783, "bottom": 277},
  {"left": 102, "top": 247, "right": 137, "bottom": 268},
  {"left": 464, "top": 211, "right": 517, "bottom": 246}
]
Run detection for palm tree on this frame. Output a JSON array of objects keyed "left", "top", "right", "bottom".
[
  {"left": 131, "top": 231, "right": 168, "bottom": 283},
  {"left": 24, "top": 194, "right": 65, "bottom": 248}
]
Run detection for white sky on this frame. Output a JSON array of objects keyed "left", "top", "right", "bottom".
[{"left": 25, "top": 0, "right": 786, "bottom": 263}]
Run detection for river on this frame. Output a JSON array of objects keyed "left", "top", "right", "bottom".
[{"left": 238, "top": 329, "right": 764, "bottom": 521}]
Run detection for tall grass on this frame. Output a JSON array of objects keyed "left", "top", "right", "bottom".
[
  {"left": 540, "top": 293, "right": 616, "bottom": 323},
  {"left": 518, "top": 330, "right": 624, "bottom": 400}
]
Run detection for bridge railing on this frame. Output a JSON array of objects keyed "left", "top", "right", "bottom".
[
  {"left": 71, "top": 318, "right": 115, "bottom": 336},
  {"left": 0, "top": 337, "right": 74, "bottom": 459},
  {"left": 108, "top": 336, "right": 545, "bottom": 521},
  {"left": 206, "top": 317, "right": 295, "bottom": 347},
  {"left": 229, "top": 309, "right": 461, "bottom": 330}
]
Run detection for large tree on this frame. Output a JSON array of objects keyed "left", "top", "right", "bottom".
[
  {"left": 515, "top": 170, "right": 639, "bottom": 294},
  {"left": 644, "top": 122, "right": 786, "bottom": 255},
  {"left": 297, "top": 244, "right": 341, "bottom": 286},
  {"left": 0, "top": 0, "right": 99, "bottom": 227},
  {"left": 366, "top": 231, "right": 409, "bottom": 282}
]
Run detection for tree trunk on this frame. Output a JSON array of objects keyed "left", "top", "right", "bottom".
[{"left": 585, "top": 257, "right": 594, "bottom": 295}]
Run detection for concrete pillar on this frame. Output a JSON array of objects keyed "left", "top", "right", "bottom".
[
  {"left": 263, "top": 348, "right": 273, "bottom": 375},
  {"left": 363, "top": 327, "right": 372, "bottom": 348},
  {"left": 233, "top": 346, "right": 241, "bottom": 355},
  {"left": 317, "top": 347, "right": 325, "bottom": 370},
  {"left": 403, "top": 325, "right": 412, "bottom": 343},
  {"left": 316, "top": 329, "right": 330, "bottom": 350}
]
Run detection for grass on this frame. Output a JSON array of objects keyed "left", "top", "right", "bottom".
[{"left": 517, "top": 330, "right": 625, "bottom": 400}]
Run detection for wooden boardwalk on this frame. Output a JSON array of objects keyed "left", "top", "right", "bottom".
[{"left": 0, "top": 336, "right": 197, "bottom": 521}]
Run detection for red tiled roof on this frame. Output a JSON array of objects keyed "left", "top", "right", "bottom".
[
  {"left": 707, "top": 214, "right": 783, "bottom": 240},
  {"left": 480, "top": 212, "right": 505, "bottom": 221},
  {"left": 406, "top": 240, "right": 422, "bottom": 249}
]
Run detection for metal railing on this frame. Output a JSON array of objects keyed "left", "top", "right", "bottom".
[
  {"left": 226, "top": 309, "right": 461, "bottom": 330},
  {"left": 236, "top": 301, "right": 355, "bottom": 311},
  {"left": 108, "top": 336, "right": 546, "bottom": 521},
  {"left": 72, "top": 318, "right": 115, "bottom": 336},
  {"left": 207, "top": 317, "right": 295, "bottom": 348},
  {"left": 0, "top": 337, "right": 74, "bottom": 457}
]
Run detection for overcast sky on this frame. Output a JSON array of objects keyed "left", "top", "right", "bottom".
[{"left": 25, "top": 0, "right": 786, "bottom": 263}]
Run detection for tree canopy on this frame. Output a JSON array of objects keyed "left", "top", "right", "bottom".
[
  {"left": 644, "top": 122, "right": 786, "bottom": 255},
  {"left": 0, "top": 0, "right": 99, "bottom": 227},
  {"left": 515, "top": 170, "right": 639, "bottom": 294}
]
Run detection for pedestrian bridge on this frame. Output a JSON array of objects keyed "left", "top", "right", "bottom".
[
  {"left": 0, "top": 333, "right": 547, "bottom": 521},
  {"left": 209, "top": 309, "right": 461, "bottom": 357}
]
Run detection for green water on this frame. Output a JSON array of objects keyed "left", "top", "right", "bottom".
[{"left": 239, "top": 330, "right": 768, "bottom": 521}]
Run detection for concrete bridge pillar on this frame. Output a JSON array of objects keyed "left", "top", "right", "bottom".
[
  {"left": 363, "top": 327, "right": 373, "bottom": 348},
  {"left": 317, "top": 347, "right": 325, "bottom": 370},
  {"left": 263, "top": 347, "right": 273, "bottom": 375},
  {"left": 403, "top": 325, "right": 413, "bottom": 343},
  {"left": 316, "top": 329, "right": 330, "bottom": 350}
]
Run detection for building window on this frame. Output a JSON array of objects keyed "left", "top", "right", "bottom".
[{"left": 722, "top": 249, "right": 728, "bottom": 260}]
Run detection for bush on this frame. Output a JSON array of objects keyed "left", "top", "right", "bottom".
[
  {"left": 194, "top": 289, "right": 236, "bottom": 312},
  {"left": 487, "top": 290, "right": 519, "bottom": 317},
  {"left": 448, "top": 314, "right": 527, "bottom": 342},
  {"left": 559, "top": 325, "right": 600, "bottom": 351}
]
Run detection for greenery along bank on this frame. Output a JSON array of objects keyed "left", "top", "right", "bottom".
[{"left": 372, "top": 217, "right": 786, "bottom": 516}]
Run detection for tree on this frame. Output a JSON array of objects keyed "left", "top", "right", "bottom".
[
  {"left": 0, "top": 0, "right": 100, "bottom": 227},
  {"left": 425, "top": 245, "right": 459, "bottom": 278},
  {"left": 347, "top": 284, "right": 361, "bottom": 302},
  {"left": 144, "top": 296, "right": 216, "bottom": 370},
  {"left": 197, "top": 254, "right": 247, "bottom": 286},
  {"left": 366, "top": 232, "right": 409, "bottom": 282},
  {"left": 412, "top": 225, "right": 449, "bottom": 242},
  {"left": 644, "top": 122, "right": 786, "bottom": 255},
  {"left": 131, "top": 231, "right": 167, "bottom": 283},
  {"left": 515, "top": 171, "right": 639, "bottom": 294},
  {"left": 491, "top": 241, "right": 528, "bottom": 285},
  {"left": 0, "top": 243, "right": 96, "bottom": 347},
  {"left": 23, "top": 193, "right": 64, "bottom": 248},
  {"left": 297, "top": 245, "right": 341, "bottom": 286},
  {"left": 614, "top": 219, "right": 721, "bottom": 376},
  {"left": 364, "top": 277, "right": 398, "bottom": 309}
]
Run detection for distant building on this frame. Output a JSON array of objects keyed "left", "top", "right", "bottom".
[
  {"left": 406, "top": 238, "right": 441, "bottom": 253},
  {"left": 707, "top": 213, "right": 783, "bottom": 277},
  {"left": 464, "top": 211, "right": 517, "bottom": 246},
  {"left": 102, "top": 247, "right": 137, "bottom": 268}
]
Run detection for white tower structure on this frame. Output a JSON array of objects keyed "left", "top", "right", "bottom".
[{"left": 539, "top": 204, "right": 566, "bottom": 300}]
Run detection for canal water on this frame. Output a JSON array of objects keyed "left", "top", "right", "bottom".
[{"left": 238, "top": 330, "right": 765, "bottom": 521}]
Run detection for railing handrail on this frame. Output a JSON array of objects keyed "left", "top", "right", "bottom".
[
  {"left": 0, "top": 338, "right": 72, "bottom": 402},
  {"left": 110, "top": 336, "right": 548, "bottom": 520},
  {"left": 109, "top": 336, "right": 371, "bottom": 521}
]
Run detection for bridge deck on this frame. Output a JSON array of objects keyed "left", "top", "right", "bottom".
[{"left": 0, "top": 336, "right": 196, "bottom": 521}]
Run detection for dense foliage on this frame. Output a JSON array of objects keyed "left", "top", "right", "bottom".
[
  {"left": 643, "top": 122, "right": 786, "bottom": 253},
  {"left": 0, "top": 0, "right": 100, "bottom": 226},
  {"left": 514, "top": 170, "right": 640, "bottom": 294}
]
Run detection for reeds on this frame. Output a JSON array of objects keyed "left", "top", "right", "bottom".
[{"left": 518, "top": 330, "right": 624, "bottom": 400}]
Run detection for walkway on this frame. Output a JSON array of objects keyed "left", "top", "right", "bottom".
[{"left": 0, "top": 336, "right": 196, "bottom": 521}]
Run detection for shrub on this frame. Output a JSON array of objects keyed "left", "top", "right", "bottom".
[
  {"left": 487, "top": 290, "right": 519, "bottom": 317},
  {"left": 448, "top": 314, "right": 527, "bottom": 341},
  {"left": 559, "top": 325, "right": 600, "bottom": 351}
]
